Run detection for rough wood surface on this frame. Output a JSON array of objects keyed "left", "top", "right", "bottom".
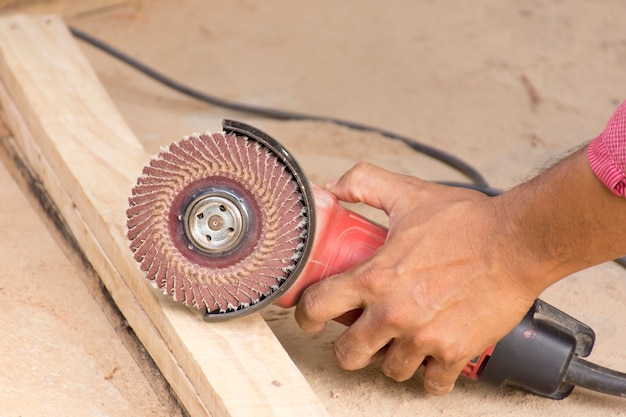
[{"left": 0, "top": 14, "right": 328, "bottom": 417}]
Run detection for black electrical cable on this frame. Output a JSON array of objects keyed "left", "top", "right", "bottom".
[
  {"left": 69, "top": 26, "right": 626, "bottom": 272},
  {"left": 68, "top": 25, "right": 489, "bottom": 188},
  {"left": 565, "top": 357, "right": 626, "bottom": 397}
]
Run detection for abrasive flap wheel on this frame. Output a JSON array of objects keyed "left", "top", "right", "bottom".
[{"left": 126, "top": 123, "right": 313, "bottom": 319}]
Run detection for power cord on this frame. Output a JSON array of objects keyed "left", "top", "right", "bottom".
[
  {"left": 68, "top": 25, "right": 489, "bottom": 188},
  {"left": 69, "top": 25, "right": 626, "bottom": 271},
  {"left": 565, "top": 356, "right": 626, "bottom": 398}
]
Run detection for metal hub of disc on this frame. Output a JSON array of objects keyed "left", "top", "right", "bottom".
[{"left": 182, "top": 190, "right": 248, "bottom": 255}]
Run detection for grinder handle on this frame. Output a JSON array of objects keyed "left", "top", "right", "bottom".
[{"left": 274, "top": 185, "right": 387, "bottom": 308}]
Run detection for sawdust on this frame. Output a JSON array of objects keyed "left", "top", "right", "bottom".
[
  {"left": 72, "top": 0, "right": 626, "bottom": 415},
  {"left": 3, "top": 0, "right": 625, "bottom": 416}
]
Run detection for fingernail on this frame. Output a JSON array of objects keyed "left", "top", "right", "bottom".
[{"left": 325, "top": 177, "right": 339, "bottom": 190}]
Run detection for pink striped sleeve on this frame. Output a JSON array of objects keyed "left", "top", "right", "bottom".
[{"left": 587, "top": 100, "right": 626, "bottom": 198}]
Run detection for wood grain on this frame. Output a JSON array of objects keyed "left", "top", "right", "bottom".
[{"left": 0, "top": 14, "right": 327, "bottom": 417}]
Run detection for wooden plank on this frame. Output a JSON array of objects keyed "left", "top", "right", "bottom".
[{"left": 0, "top": 14, "right": 328, "bottom": 417}]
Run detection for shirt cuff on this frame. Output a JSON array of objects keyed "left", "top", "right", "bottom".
[{"left": 587, "top": 102, "right": 626, "bottom": 198}]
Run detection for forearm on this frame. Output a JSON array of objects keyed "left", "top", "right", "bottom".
[{"left": 496, "top": 146, "right": 626, "bottom": 295}]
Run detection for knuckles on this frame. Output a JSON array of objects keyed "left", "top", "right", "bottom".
[
  {"left": 424, "top": 377, "right": 455, "bottom": 396},
  {"left": 381, "top": 360, "right": 414, "bottom": 382},
  {"left": 294, "top": 287, "right": 328, "bottom": 333},
  {"left": 332, "top": 339, "right": 369, "bottom": 371}
]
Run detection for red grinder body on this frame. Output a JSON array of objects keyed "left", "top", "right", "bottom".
[{"left": 274, "top": 184, "right": 387, "bottom": 308}]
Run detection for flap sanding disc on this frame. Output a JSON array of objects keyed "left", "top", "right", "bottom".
[{"left": 126, "top": 125, "right": 312, "bottom": 318}]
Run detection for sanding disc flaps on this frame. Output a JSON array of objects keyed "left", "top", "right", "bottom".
[{"left": 126, "top": 130, "right": 309, "bottom": 316}]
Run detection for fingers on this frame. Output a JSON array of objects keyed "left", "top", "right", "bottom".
[
  {"left": 381, "top": 336, "right": 469, "bottom": 392},
  {"left": 332, "top": 312, "right": 394, "bottom": 370},
  {"left": 296, "top": 264, "right": 472, "bottom": 394},
  {"left": 380, "top": 338, "right": 426, "bottom": 382},
  {"left": 422, "top": 357, "right": 469, "bottom": 395},
  {"left": 296, "top": 262, "right": 398, "bottom": 370},
  {"left": 381, "top": 339, "right": 470, "bottom": 393},
  {"left": 294, "top": 269, "right": 365, "bottom": 333},
  {"left": 326, "top": 162, "right": 425, "bottom": 212}
]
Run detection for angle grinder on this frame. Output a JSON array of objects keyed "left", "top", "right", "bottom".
[{"left": 126, "top": 119, "right": 626, "bottom": 399}]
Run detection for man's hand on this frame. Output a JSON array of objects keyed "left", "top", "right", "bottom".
[
  {"left": 295, "top": 145, "right": 626, "bottom": 395},
  {"left": 294, "top": 162, "right": 538, "bottom": 395}
]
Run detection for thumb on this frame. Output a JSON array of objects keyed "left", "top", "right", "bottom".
[{"left": 327, "top": 162, "right": 422, "bottom": 213}]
